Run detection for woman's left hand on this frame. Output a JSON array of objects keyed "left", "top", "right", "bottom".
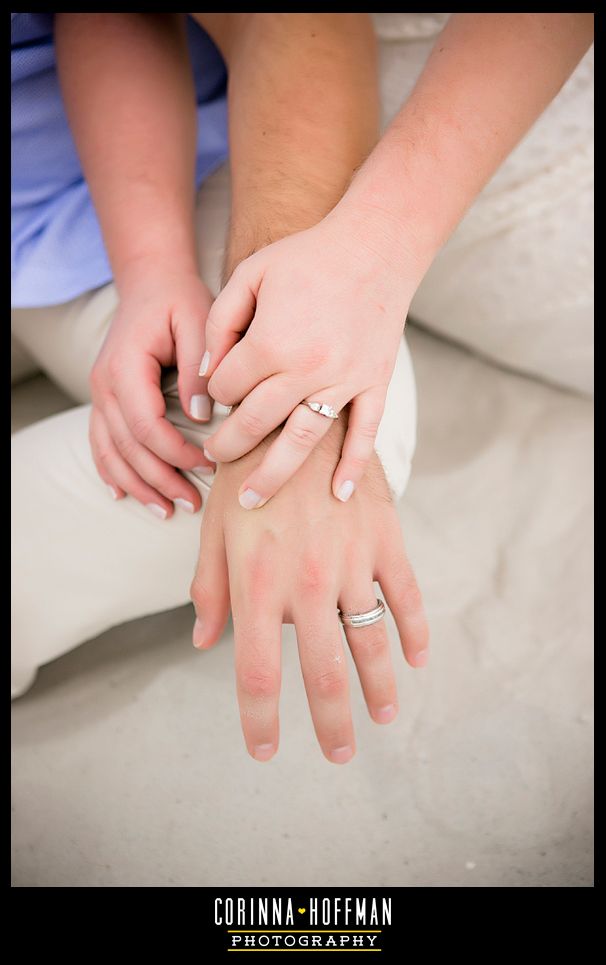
[{"left": 201, "top": 210, "right": 419, "bottom": 509}]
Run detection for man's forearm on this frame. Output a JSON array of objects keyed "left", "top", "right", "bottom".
[
  {"left": 193, "top": 13, "right": 379, "bottom": 278},
  {"left": 337, "top": 13, "right": 594, "bottom": 278},
  {"left": 55, "top": 13, "right": 198, "bottom": 288}
]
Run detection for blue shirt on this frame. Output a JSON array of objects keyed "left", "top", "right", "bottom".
[{"left": 11, "top": 13, "right": 229, "bottom": 308}]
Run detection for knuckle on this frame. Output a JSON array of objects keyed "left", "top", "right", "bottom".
[
  {"left": 238, "top": 407, "right": 266, "bottom": 439},
  {"left": 311, "top": 667, "right": 347, "bottom": 699},
  {"left": 239, "top": 668, "right": 279, "bottom": 700},
  {"left": 89, "top": 364, "right": 105, "bottom": 396},
  {"left": 354, "top": 631, "right": 387, "bottom": 660},
  {"left": 299, "top": 554, "right": 332, "bottom": 596},
  {"left": 242, "top": 539, "right": 277, "bottom": 601},
  {"left": 130, "top": 414, "right": 155, "bottom": 445},
  {"left": 346, "top": 453, "right": 371, "bottom": 472},
  {"left": 287, "top": 421, "right": 321, "bottom": 450},
  {"left": 205, "top": 308, "right": 222, "bottom": 340},
  {"left": 114, "top": 433, "right": 137, "bottom": 461},
  {"left": 394, "top": 570, "right": 424, "bottom": 613},
  {"left": 106, "top": 354, "right": 125, "bottom": 383},
  {"left": 246, "top": 329, "right": 278, "bottom": 366},
  {"left": 356, "top": 419, "right": 381, "bottom": 441},
  {"left": 298, "top": 341, "right": 331, "bottom": 373}
]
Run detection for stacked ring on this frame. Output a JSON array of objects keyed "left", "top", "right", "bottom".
[{"left": 338, "top": 598, "right": 386, "bottom": 629}]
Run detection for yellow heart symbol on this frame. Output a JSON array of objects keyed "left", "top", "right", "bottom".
[{"left": 298, "top": 908, "right": 306, "bottom": 914}]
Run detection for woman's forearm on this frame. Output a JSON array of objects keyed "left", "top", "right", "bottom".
[
  {"left": 338, "top": 12, "right": 594, "bottom": 278},
  {"left": 55, "top": 13, "right": 198, "bottom": 289},
  {"left": 193, "top": 13, "right": 379, "bottom": 278}
]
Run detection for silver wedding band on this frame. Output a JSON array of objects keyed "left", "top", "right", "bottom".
[
  {"left": 300, "top": 400, "right": 339, "bottom": 420},
  {"left": 338, "top": 598, "right": 386, "bottom": 629}
]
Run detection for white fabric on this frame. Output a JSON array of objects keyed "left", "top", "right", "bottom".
[
  {"left": 10, "top": 323, "right": 593, "bottom": 887},
  {"left": 372, "top": 13, "right": 594, "bottom": 395}
]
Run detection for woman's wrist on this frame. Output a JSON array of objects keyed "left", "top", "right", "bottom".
[
  {"left": 113, "top": 247, "right": 200, "bottom": 298},
  {"left": 329, "top": 150, "right": 440, "bottom": 292}
]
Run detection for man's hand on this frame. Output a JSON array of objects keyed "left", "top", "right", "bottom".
[
  {"left": 89, "top": 263, "right": 214, "bottom": 516},
  {"left": 190, "top": 423, "right": 429, "bottom": 763}
]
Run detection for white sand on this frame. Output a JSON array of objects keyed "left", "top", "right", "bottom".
[{"left": 11, "top": 324, "right": 593, "bottom": 887}]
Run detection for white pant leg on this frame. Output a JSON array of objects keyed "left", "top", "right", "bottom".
[{"left": 11, "top": 405, "right": 209, "bottom": 697}]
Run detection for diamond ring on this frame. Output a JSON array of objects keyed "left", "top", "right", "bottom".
[{"left": 300, "top": 400, "right": 339, "bottom": 420}]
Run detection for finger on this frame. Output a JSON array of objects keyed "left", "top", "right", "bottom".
[
  {"left": 89, "top": 408, "right": 174, "bottom": 518},
  {"left": 230, "top": 550, "right": 282, "bottom": 762},
  {"left": 332, "top": 389, "right": 385, "bottom": 503},
  {"left": 207, "top": 332, "right": 276, "bottom": 407},
  {"left": 204, "top": 375, "right": 303, "bottom": 463},
  {"left": 201, "top": 257, "right": 261, "bottom": 381},
  {"left": 236, "top": 396, "right": 344, "bottom": 510},
  {"left": 376, "top": 525, "right": 429, "bottom": 669},
  {"left": 116, "top": 353, "right": 207, "bottom": 469},
  {"left": 339, "top": 582, "right": 398, "bottom": 725},
  {"left": 173, "top": 311, "right": 213, "bottom": 424},
  {"left": 295, "top": 601, "right": 355, "bottom": 765},
  {"left": 190, "top": 508, "right": 230, "bottom": 651},
  {"left": 104, "top": 395, "right": 202, "bottom": 513},
  {"left": 89, "top": 409, "right": 126, "bottom": 500}
]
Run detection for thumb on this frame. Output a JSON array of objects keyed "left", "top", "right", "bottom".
[
  {"left": 200, "top": 256, "right": 261, "bottom": 383},
  {"left": 174, "top": 309, "right": 213, "bottom": 423},
  {"left": 190, "top": 511, "right": 230, "bottom": 650}
]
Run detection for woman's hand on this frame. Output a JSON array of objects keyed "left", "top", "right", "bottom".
[
  {"left": 190, "top": 419, "right": 429, "bottom": 763},
  {"left": 89, "top": 262, "right": 216, "bottom": 517},
  {"left": 201, "top": 210, "right": 420, "bottom": 510}
]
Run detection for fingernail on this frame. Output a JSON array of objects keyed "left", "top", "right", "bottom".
[
  {"left": 190, "top": 394, "right": 211, "bottom": 421},
  {"left": 375, "top": 704, "right": 397, "bottom": 724},
  {"left": 193, "top": 616, "right": 205, "bottom": 648},
  {"left": 252, "top": 743, "right": 275, "bottom": 762},
  {"left": 199, "top": 350, "right": 210, "bottom": 376},
  {"left": 193, "top": 465, "right": 215, "bottom": 476},
  {"left": 146, "top": 503, "right": 168, "bottom": 520},
  {"left": 329, "top": 745, "right": 354, "bottom": 764},
  {"left": 336, "top": 480, "right": 355, "bottom": 502},
  {"left": 412, "top": 649, "right": 428, "bottom": 668},
  {"left": 239, "top": 488, "right": 262, "bottom": 510},
  {"left": 107, "top": 484, "right": 120, "bottom": 500},
  {"left": 203, "top": 447, "right": 215, "bottom": 464},
  {"left": 174, "top": 498, "right": 195, "bottom": 514}
]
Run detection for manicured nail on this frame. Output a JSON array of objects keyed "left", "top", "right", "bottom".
[
  {"left": 193, "top": 465, "right": 215, "bottom": 476},
  {"left": 174, "top": 498, "right": 195, "bottom": 514},
  {"left": 193, "top": 617, "right": 205, "bottom": 648},
  {"left": 375, "top": 704, "right": 397, "bottom": 724},
  {"left": 329, "top": 745, "right": 354, "bottom": 764},
  {"left": 203, "top": 447, "right": 215, "bottom": 463},
  {"left": 336, "top": 480, "right": 355, "bottom": 502},
  {"left": 252, "top": 743, "right": 275, "bottom": 762},
  {"left": 239, "top": 488, "right": 262, "bottom": 510},
  {"left": 190, "top": 394, "right": 211, "bottom": 421},
  {"left": 107, "top": 484, "right": 120, "bottom": 500},
  {"left": 412, "top": 649, "right": 428, "bottom": 668},
  {"left": 146, "top": 503, "right": 168, "bottom": 520},
  {"left": 199, "top": 350, "right": 210, "bottom": 376}
]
